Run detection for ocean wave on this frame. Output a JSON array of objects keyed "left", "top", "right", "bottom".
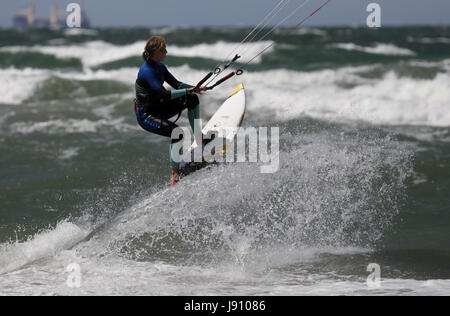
[
  {"left": 275, "top": 27, "right": 328, "bottom": 37},
  {"left": 76, "top": 129, "right": 411, "bottom": 265},
  {"left": 0, "top": 67, "right": 50, "bottom": 105},
  {"left": 64, "top": 28, "right": 99, "bottom": 37},
  {"left": 408, "top": 58, "right": 450, "bottom": 71},
  {"left": 0, "top": 66, "right": 138, "bottom": 105},
  {"left": 407, "top": 36, "right": 450, "bottom": 44},
  {"left": 240, "top": 67, "right": 450, "bottom": 127},
  {"left": 0, "top": 51, "right": 82, "bottom": 70},
  {"left": 259, "top": 278, "right": 450, "bottom": 296},
  {"left": 331, "top": 43, "right": 416, "bottom": 56},
  {"left": 10, "top": 118, "right": 136, "bottom": 135},
  {"left": 0, "top": 221, "right": 89, "bottom": 275},
  {"left": 150, "top": 26, "right": 184, "bottom": 36},
  {"left": 2, "top": 62, "right": 449, "bottom": 127},
  {"left": 0, "top": 41, "right": 145, "bottom": 69},
  {"left": 169, "top": 40, "right": 273, "bottom": 64},
  {"left": 2, "top": 251, "right": 449, "bottom": 295},
  {"left": 0, "top": 40, "right": 273, "bottom": 70}
]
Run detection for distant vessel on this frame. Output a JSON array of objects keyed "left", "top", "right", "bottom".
[{"left": 13, "top": 3, "right": 90, "bottom": 28}]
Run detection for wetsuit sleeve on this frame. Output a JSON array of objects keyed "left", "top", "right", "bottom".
[
  {"left": 149, "top": 87, "right": 186, "bottom": 101},
  {"left": 171, "top": 83, "right": 194, "bottom": 98},
  {"left": 163, "top": 65, "right": 181, "bottom": 88},
  {"left": 162, "top": 65, "right": 193, "bottom": 99},
  {"left": 170, "top": 89, "right": 187, "bottom": 100},
  {"left": 179, "top": 83, "right": 194, "bottom": 89}
]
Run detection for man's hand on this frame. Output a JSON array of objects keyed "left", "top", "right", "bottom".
[{"left": 187, "top": 86, "right": 208, "bottom": 95}]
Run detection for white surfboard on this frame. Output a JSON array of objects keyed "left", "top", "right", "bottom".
[{"left": 180, "top": 83, "right": 246, "bottom": 172}]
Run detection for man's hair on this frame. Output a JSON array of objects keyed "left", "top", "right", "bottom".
[{"left": 143, "top": 36, "right": 166, "bottom": 61}]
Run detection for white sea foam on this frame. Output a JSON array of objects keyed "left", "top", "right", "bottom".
[
  {"left": 0, "top": 40, "right": 272, "bottom": 69},
  {"left": 0, "top": 65, "right": 187, "bottom": 107},
  {"left": 64, "top": 28, "right": 99, "bottom": 37},
  {"left": 275, "top": 27, "right": 328, "bottom": 37},
  {"left": 0, "top": 41, "right": 145, "bottom": 69},
  {"left": 54, "top": 65, "right": 206, "bottom": 91},
  {"left": 10, "top": 118, "right": 137, "bottom": 135},
  {"left": 59, "top": 147, "right": 80, "bottom": 160},
  {"left": 0, "top": 67, "right": 49, "bottom": 105},
  {"left": 2, "top": 246, "right": 450, "bottom": 296},
  {"left": 170, "top": 63, "right": 449, "bottom": 127},
  {"left": 57, "top": 67, "right": 139, "bottom": 84},
  {"left": 0, "top": 66, "right": 138, "bottom": 107},
  {"left": 0, "top": 138, "right": 432, "bottom": 295},
  {"left": 1, "top": 208, "right": 448, "bottom": 295},
  {"left": 332, "top": 43, "right": 416, "bottom": 56},
  {"left": 407, "top": 36, "right": 450, "bottom": 44},
  {"left": 2, "top": 57, "right": 449, "bottom": 128},
  {"left": 150, "top": 25, "right": 188, "bottom": 35},
  {"left": 1, "top": 63, "right": 449, "bottom": 127},
  {"left": 169, "top": 40, "right": 272, "bottom": 64},
  {"left": 409, "top": 58, "right": 450, "bottom": 72},
  {"left": 0, "top": 221, "right": 89, "bottom": 275},
  {"left": 2, "top": 248, "right": 449, "bottom": 296},
  {"left": 237, "top": 67, "right": 450, "bottom": 127}
]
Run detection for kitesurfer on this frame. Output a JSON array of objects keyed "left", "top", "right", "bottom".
[{"left": 134, "top": 36, "right": 207, "bottom": 186}]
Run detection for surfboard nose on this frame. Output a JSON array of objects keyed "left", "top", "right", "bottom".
[{"left": 230, "top": 83, "right": 244, "bottom": 97}]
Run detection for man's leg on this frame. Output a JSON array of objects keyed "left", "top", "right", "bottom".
[
  {"left": 186, "top": 94, "right": 202, "bottom": 145},
  {"left": 136, "top": 109, "right": 181, "bottom": 184},
  {"left": 152, "top": 94, "right": 201, "bottom": 185},
  {"left": 170, "top": 140, "right": 181, "bottom": 186}
]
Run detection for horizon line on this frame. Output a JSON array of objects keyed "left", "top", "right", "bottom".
[{"left": 1, "top": 23, "right": 449, "bottom": 29}]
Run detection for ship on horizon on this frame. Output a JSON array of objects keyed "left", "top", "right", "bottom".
[{"left": 13, "top": 3, "right": 90, "bottom": 28}]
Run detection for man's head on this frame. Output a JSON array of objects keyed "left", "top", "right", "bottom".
[{"left": 143, "top": 36, "right": 167, "bottom": 62}]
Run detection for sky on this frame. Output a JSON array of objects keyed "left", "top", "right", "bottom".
[{"left": 0, "top": 0, "right": 449, "bottom": 27}]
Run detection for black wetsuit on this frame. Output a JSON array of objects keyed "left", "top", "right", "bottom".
[{"left": 134, "top": 59, "right": 199, "bottom": 139}]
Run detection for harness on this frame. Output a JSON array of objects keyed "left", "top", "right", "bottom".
[
  {"left": 134, "top": 97, "right": 182, "bottom": 126},
  {"left": 134, "top": 79, "right": 183, "bottom": 129}
]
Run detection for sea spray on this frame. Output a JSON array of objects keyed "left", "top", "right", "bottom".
[
  {"left": 76, "top": 125, "right": 413, "bottom": 270},
  {"left": 0, "top": 221, "right": 89, "bottom": 274}
]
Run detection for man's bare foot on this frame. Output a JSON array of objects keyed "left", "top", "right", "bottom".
[{"left": 171, "top": 169, "right": 180, "bottom": 186}]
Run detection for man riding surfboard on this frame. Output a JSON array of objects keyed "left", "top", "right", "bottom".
[{"left": 134, "top": 36, "right": 207, "bottom": 186}]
